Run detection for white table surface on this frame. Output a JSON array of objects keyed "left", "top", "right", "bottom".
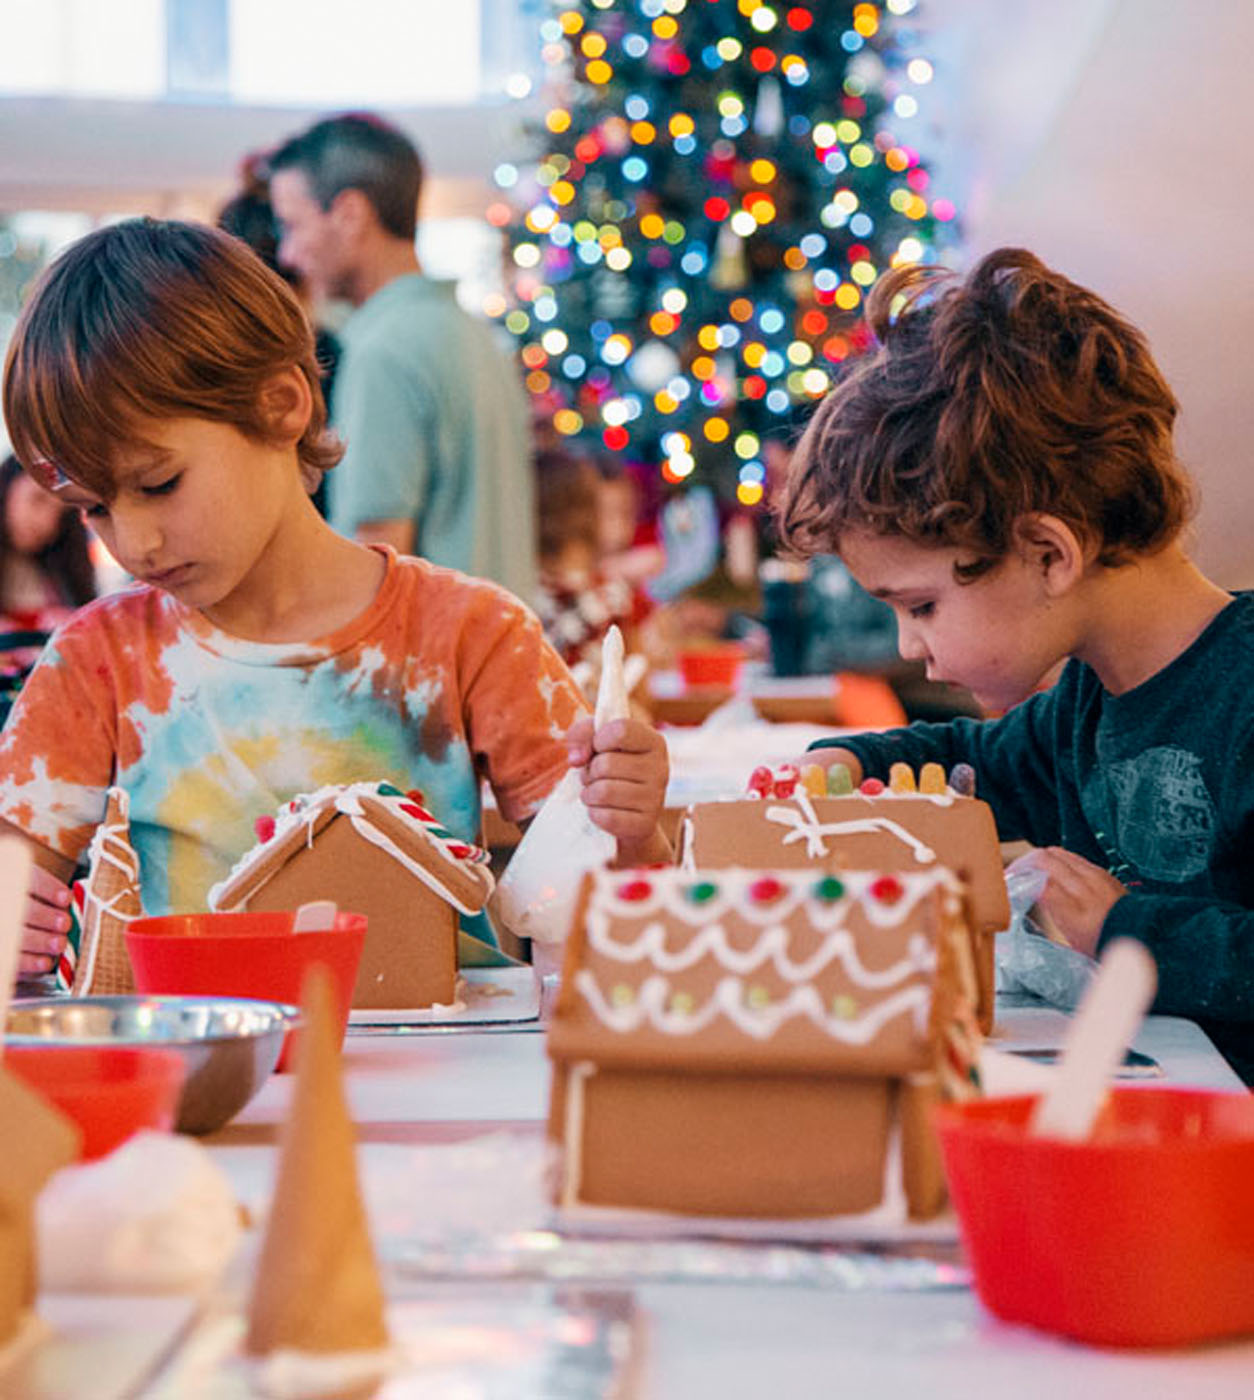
[
  {"left": 182, "top": 1005, "right": 1252, "bottom": 1400},
  {"left": 16, "top": 1004, "right": 1253, "bottom": 1399}
]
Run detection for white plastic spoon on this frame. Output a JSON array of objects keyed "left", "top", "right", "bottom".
[
  {"left": 292, "top": 900, "right": 338, "bottom": 934},
  {"left": 1029, "top": 937, "right": 1157, "bottom": 1141}
]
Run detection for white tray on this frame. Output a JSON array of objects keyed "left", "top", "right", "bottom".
[
  {"left": 347, "top": 966, "right": 539, "bottom": 1029},
  {"left": 0, "top": 1294, "right": 202, "bottom": 1400}
]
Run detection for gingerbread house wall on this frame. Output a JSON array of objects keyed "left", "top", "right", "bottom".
[
  {"left": 0, "top": 1069, "right": 79, "bottom": 1342},
  {"left": 239, "top": 815, "right": 459, "bottom": 1008},
  {"left": 0, "top": 1213, "right": 33, "bottom": 1345},
  {"left": 551, "top": 1063, "right": 902, "bottom": 1217}
]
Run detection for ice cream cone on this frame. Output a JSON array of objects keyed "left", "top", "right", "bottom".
[
  {"left": 72, "top": 787, "right": 142, "bottom": 996},
  {"left": 244, "top": 964, "right": 389, "bottom": 1357}
]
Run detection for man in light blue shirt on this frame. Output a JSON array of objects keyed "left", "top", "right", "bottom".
[{"left": 270, "top": 114, "right": 537, "bottom": 602}]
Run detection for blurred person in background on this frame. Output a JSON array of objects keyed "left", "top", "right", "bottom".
[
  {"left": 218, "top": 154, "right": 341, "bottom": 515},
  {"left": 0, "top": 453, "right": 97, "bottom": 723},
  {"left": 533, "top": 448, "right": 637, "bottom": 668},
  {"left": 268, "top": 113, "right": 537, "bottom": 601},
  {"left": 0, "top": 454, "right": 95, "bottom": 634}
]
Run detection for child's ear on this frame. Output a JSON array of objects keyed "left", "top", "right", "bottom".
[
  {"left": 257, "top": 367, "right": 312, "bottom": 445},
  {"left": 1011, "top": 513, "right": 1087, "bottom": 596}
]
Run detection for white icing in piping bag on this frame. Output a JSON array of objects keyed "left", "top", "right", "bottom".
[
  {"left": 594, "top": 624, "right": 630, "bottom": 728},
  {"left": 1028, "top": 938, "right": 1157, "bottom": 1141},
  {"left": 492, "top": 626, "right": 628, "bottom": 945}
]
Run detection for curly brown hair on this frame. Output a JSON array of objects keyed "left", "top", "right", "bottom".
[
  {"left": 777, "top": 248, "right": 1193, "bottom": 579},
  {"left": 2, "top": 218, "right": 342, "bottom": 498}
]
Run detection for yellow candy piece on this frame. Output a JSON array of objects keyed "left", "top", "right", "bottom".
[
  {"left": 919, "top": 762, "right": 947, "bottom": 795},
  {"left": 801, "top": 764, "right": 827, "bottom": 797},
  {"left": 889, "top": 762, "right": 916, "bottom": 793}
]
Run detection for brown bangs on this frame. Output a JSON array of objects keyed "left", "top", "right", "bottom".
[{"left": 3, "top": 218, "right": 343, "bottom": 497}]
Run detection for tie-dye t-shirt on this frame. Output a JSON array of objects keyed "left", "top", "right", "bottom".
[{"left": 0, "top": 547, "right": 584, "bottom": 916}]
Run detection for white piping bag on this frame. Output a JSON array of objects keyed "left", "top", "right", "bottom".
[{"left": 492, "top": 626, "right": 629, "bottom": 945}]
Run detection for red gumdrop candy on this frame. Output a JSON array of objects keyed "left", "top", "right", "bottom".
[
  {"left": 618, "top": 878, "right": 653, "bottom": 902},
  {"left": 869, "top": 874, "right": 904, "bottom": 903},
  {"left": 772, "top": 775, "right": 799, "bottom": 799},
  {"left": 254, "top": 814, "right": 276, "bottom": 843},
  {"left": 749, "top": 876, "right": 784, "bottom": 903},
  {"left": 747, "top": 765, "right": 773, "bottom": 796},
  {"left": 406, "top": 788, "right": 426, "bottom": 805},
  {"left": 859, "top": 778, "right": 886, "bottom": 796}
]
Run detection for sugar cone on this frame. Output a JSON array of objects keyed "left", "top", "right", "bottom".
[
  {"left": 244, "top": 965, "right": 389, "bottom": 1356},
  {"left": 72, "top": 787, "right": 142, "bottom": 996},
  {"left": 0, "top": 1067, "right": 81, "bottom": 1344}
]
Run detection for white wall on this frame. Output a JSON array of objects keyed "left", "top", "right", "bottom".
[
  {"left": 0, "top": 95, "right": 525, "bottom": 221},
  {"left": 926, "top": 0, "right": 1254, "bottom": 588}
]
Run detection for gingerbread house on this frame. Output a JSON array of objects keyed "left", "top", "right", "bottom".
[
  {"left": 0, "top": 1067, "right": 80, "bottom": 1345},
  {"left": 677, "top": 762, "right": 1009, "bottom": 1031},
  {"left": 58, "top": 786, "right": 143, "bottom": 996},
  {"left": 547, "top": 865, "right": 982, "bottom": 1221},
  {"left": 208, "top": 783, "right": 495, "bottom": 1009}
]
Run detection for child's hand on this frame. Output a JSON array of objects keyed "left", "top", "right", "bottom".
[
  {"left": 17, "top": 863, "right": 73, "bottom": 979},
  {"left": 566, "top": 715, "right": 671, "bottom": 866},
  {"left": 787, "top": 747, "right": 865, "bottom": 785},
  {"left": 1013, "top": 846, "right": 1127, "bottom": 957}
]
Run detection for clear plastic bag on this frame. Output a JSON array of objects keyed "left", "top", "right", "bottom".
[
  {"left": 995, "top": 858, "right": 1099, "bottom": 1010},
  {"left": 491, "top": 627, "right": 628, "bottom": 946}
]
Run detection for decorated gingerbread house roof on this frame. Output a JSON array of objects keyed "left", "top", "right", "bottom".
[
  {"left": 209, "top": 781, "right": 495, "bottom": 916},
  {"left": 679, "top": 760, "right": 1010, "bottom": 939},
  {"left": 549, "top": 865, "right": 981, "bottom": 1088}
]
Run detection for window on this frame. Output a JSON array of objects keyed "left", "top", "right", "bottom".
[{"left": 0, "top": 0, "right": 538, "bottom": 105}]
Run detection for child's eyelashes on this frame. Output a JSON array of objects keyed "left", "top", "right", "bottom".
[
  {"left": 75, "top": 473, "right": 180, "bottom": 519},
  {"left": 907, "top": 602, "right": 935, "bottom": 619}
]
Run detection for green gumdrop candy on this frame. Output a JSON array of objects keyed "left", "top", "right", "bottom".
[{"left": 826, "top": 762, "right": 854, "bottom": 795}]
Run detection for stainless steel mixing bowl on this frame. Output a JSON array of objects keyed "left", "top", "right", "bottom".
[{"left": 5, "top": 995, "right": 300, "bottom": 1134}]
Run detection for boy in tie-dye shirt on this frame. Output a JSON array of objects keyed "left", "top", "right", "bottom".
[{"left": 0, "top": 220, "right": 670, "bottom": 980}]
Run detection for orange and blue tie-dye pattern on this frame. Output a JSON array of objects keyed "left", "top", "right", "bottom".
[{"left": 0, "top": 549, "right": 583, "bottom": 917}]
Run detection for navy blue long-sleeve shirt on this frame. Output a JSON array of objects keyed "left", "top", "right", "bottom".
[{"left": 812, "top": 594, "right": 1254, "bottom": 1084}]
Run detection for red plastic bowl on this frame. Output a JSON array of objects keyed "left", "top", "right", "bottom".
[
  {"left": 126, "top": 910, "right": 367, "bottom": 1068},
  {"left": 6, "top": 1044, "right": 185, "bottom": 1160},
  {"left": 936, "top": 1088, "right": 1254, "bottom": 1347},
  {"left": 677, "top": 643, "right": 745, "bottom": 690}
]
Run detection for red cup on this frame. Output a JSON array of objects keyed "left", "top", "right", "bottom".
[
  {"left": 126, "top": 910, "right": 367, "bottom": 1069},
  {"left": 6, "top": 1044, "right": 185, "bottom": 1160},
  {"left": 936, "top": 1088, "right": 1254, "bottom": 1347},
  {"left": 677, "top": 643, "right": 745, "bottom": 690}
]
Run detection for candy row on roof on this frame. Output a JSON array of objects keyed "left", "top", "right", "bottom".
[{"left": 745, "top": 760, "right": 976, "bottom": 801}]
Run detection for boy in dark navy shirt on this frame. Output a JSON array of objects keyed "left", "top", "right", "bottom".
[{"left": 780, "top": 248, "right": 1254, "bottom": 1083}]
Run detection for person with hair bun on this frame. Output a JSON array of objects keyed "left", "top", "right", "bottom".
[
  {"left": 0, "top": 218, "right": 668, "bottom": 983},
  {"left": 779, "top": 247, "right": 1254, "bottom": 1083}
]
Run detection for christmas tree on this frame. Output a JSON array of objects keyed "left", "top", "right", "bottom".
[{"left": 491, "top": 0, "right": 956, "bottom": 511}]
